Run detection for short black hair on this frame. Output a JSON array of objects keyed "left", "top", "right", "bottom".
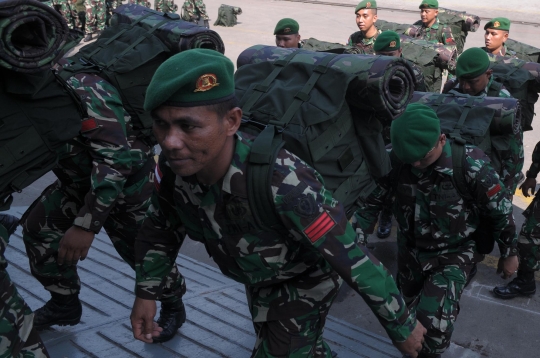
[{"left": 206, "top": 96, "right": 239, "bottom": 118}]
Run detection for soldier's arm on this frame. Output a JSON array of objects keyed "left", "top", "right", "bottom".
[
  {"left": 526, "top": 141, "right": 540, "bottom": 179},
  {"left": 272, "top": 154, "right": 416, "bottom": 343},
  {"left": 442, "top": 26, "right": 456, "bottom": 46},
  {"left": 135, "top": 165, "right": 185, "bottom": 301},
  {"left": 499, "top": 130, "right": 524, "bottom": 194},
  {"left": 68, "top": 74, "right": 133, "bottom": 233},
  {"left": 464, "top": 148, "right": 518, "bottom": 257}
]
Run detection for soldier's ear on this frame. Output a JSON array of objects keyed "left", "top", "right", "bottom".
[
  {"left": 503, "top": 32, "right": 509, "bottom": 41},
  {"left": 224, "top": 107, "right": 242, "bottom": 136}
]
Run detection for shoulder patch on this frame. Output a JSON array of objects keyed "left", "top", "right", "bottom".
[
  {"left": 303, "top": 211, "right": 336, "bottom": 243},
  {"left": 486, "top": 184, "right": 502, "bottom": 198},
  {"left": 81, "top": 117, "right": 99, "bottom": 133}
]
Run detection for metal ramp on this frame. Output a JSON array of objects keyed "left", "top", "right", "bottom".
[{"left": 5, "top": 206, "right": 401, "bottom": 358}]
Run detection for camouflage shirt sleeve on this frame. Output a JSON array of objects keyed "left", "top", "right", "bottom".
[
  {"left": 441, "top": 24, "right": 456, "bottom": 46},
  {"left": 68, "top": 74, "right": 133, "bottom": 233},
  {"left": 464, "top": 147, "right": 518, "bottom": 257},
  {"left": 272, "top": 152, "right": 415, "bottom": 343},
  {"left": 135, "top": 164, "right": 185, "bottom": 300},
  {"left": 526, "top": 141, "right": 540, "bottom": 179}
]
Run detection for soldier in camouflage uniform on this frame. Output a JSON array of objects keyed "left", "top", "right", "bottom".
[
  {"left": 274, "top": 18, "right": 303, "bottom": 49},
  {"left": 129, "top": 0, "right": 151, "bottom": 6},
  {"left": 443, "top": 48, "right": 524, "bottom": 195},
  {"left": 21, "top": 59, "right": 185, "bottom": 343},
  {"left": 347, "top": 0, "right": 381, "bottom": 54},
  {"left": 493, "top": 143, "right": 540, "bottom": 299},
  {"left": 483, "top": 17, "right": 518, "bottom": 59},
  {"left": 130, "top": 49, "right": 427, "bottom": 357},
  {"left": 181, "top": 0, "right": 209, "bottom": 27},
  {"left": 106, "top": 0, "right": 124, "bottom": 27},
  {"left": 0, "top": 215, "right": 49, "bottom": 358},
  {"left": 409, "top": 0, "right": 455, "bottom": 46},
  {"left": 53, "top": 0, "right": 81, "bottom": 30},
  {"left": 155, "top": 0, "right": 177, "bottom": 13},
  {"left": 353, "top": 103, "right": 519, "bottom": 358},
  {"left": 83, "top": 0, "right": 107, "bottom": 42}
]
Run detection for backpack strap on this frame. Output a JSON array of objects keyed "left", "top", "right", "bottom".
[{"left": 487, "top": 79, "right": 503, "bottom": 97}]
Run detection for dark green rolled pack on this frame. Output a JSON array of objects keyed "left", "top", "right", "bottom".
[
  {"left": 504, "top": 38, "right": 540, "bottom": 63},
  {"left": 213, "top": 4, "right": 242, "bottom": 27},
  {"left": 0, "top": 0, "right": 82, "bottom": 72},
  {"left": 301, "top": 38, "right": 363, "bottom": 54},
  {"left": 236, "top": 46, "right": 417, "bottom": 215}
]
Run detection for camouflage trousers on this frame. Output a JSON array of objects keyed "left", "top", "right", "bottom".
[
  {"left": 155, "top": 0, "right": 177, "bottom": 13},
  {"left": 181, "top": 0, "right": 209, "bottom": 21},
  {"left": 397, "top": 245, "right": 483, "bottom": 356},
  {"left": 85, "top": 0, "right": 107, "bottom": 34},
  {"left": 517, "top": 195, "right": 540, "bottom": 272},
  {"left": 0, "top": 225, "right": 49, "bottom": 358},
  {"left": 128, "top": 0, "right": 151, "bottom": 8},
  {"left": 22, "top": 178, "right": 185, "bottom": 304},
  {"left": 55, "top": 0, "right": 81, "bottom": 30}
]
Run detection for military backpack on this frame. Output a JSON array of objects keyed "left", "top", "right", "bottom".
[
  {"left": 301, "top": 38, "right": 362, "bottom": 54},
  {"left": 504, "top": 39, "right": 540, "bottom": 63},
  {"left": 213, "top": 4, "right": 242, "bottom": 27}
]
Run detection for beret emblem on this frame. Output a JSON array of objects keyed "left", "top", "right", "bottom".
[{"left": 194, "top": 74, "right": 219, "bottom": 92}]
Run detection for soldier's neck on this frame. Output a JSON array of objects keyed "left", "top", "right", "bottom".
[
  {"left": 363, "top": 26, "right": 378, "bottom": 39},
  {"left": 196, "top": 136, "right": 236, "bottom": 186},
  {"left": 424, "top": 17, "right": 437, "bottom": 28},
  {"left": 491, "top": 45, "right": 505, "bottom": 56}
]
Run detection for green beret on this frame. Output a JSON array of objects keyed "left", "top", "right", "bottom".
[
  {"left": 374, "top": 31, "right": 401, "bottom": 52},
  {"left": 419, "top": 0, "right": 438, "bottom": 9},
  {"left": 274, "top": 18, "right": 299, "bottom": 35},
  {"left": 456, "top": 47, "right": 490, "bottom": 79},
  {"left": 144, "top": 49, "right": 235, "bottom": 111},
  {"left": 391, "top": 103, "right": 441, "bottom": 164},
  {"left": 355, "top": 0, "right": 377, "bottom": 13},
  {"left": 484, "top": 17, "right": 511, "bottom": 31}
]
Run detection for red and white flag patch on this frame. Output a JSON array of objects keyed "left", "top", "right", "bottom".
[
  {"left": 486, "top": 184, "right": 502, "bottom": 198},
  {"left": 303, "top": 211, "right": 336, "bottom": 243},
  {"left": 80, "top": 117, "right": 99, "bottom": 133}
]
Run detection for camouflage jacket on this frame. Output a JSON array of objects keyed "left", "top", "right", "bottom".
[
  {"left": 442, "top": 77, "right": 524, "bottom": 194},
  {"left": 352, "top": 142, "right": 518, "bottom": 261},
  {"left": 409, "top": 18, "right": 456, "bottom": 46},
  {"left": 135, "top": 132, "right": 416, "bottom": 342},
  {"left": 526, "top": 141, "right": 540, "bottom": 179},
  {"left": 54, "top": 61, "right": 152, "bottom": 233},
  {"left": 483, "top": 44, "right": 518, "bottom": 61},
  {"left": 347, "top": 28, "right": 382, "bottom": 54}
]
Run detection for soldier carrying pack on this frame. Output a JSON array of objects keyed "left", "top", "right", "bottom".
[{"left": 213, "top": 4, "right": 242, "bottom": 27}]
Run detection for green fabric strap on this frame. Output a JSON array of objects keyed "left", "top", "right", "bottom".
[
  {"left": 333, "top": 159, "right": 374, "bottom": 216},
  {"left": 487, "top": 80, "right": 503, "bottom": 97},
  {"left": 309, "top": 105, "right": 351, "bottom": 162},
  {"left": 242, "top": 51, "right": 299, "bottom": 117}
]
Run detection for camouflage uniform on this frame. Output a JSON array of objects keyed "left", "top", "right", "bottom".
[
  {"left": 408, "top": 18, "right": 456, "bottom": 46},
  {"left": 54, "top": 0, "right": 81, "bottom": 30},
  {"left": 443, "top": 76, "right": 524, "bottom": 194},
  {"left": 155, "top": 0, "right": 177, "bottom": 13},
  {"left": 84, "top": 0, "right": 107, "bottom": 34},
  {"left": 181, "top": 0, "right": 209, "bottom": 21},
  {"left": 106, "top": 0, "right": 123, "bottom": 26},
  {"left": 346, "top": 28, "right": 382, "bottom": 54},
  {"left": 483, "top": 44, "right": 519, "bottom": 61},
  {"left": 136, "top": 132, "right": 417, "bottom": 356},
  {"left": 352, "top": 142, "right": 518, "bottom": 356},
  {"left": 21, "top": 66, "right": 184, "bottom": 304},
  {"left": 0, "top": 225, "right": 49, "bottom": 358},
  {"left": 517, "top": 142, "right": 540, "bottom": 272},
  {"left": 128, "top": 0, "right": 151, "bottom": 7}
]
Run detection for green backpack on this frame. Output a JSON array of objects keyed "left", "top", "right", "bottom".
[
  {"left": 213, "top": 4, "right": 242, "bottom": 27},
  {"left": 235, "top": 51, "right": 396, "bottom": 229},
  {"left": 301, "top": 38, "right": 362, "bottom": 54},
  {"left": 504, "top": 39, "right": 540, "bottom": 63},
  {"left": 0, "top": 69, "right": 85, "bottom": 210},
  {"left": 410, "top": 91, "right": 521, "bottom": 253}
]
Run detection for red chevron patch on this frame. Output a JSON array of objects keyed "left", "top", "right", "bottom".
[
  {"left": 486, "top": 184, "right": 502, "bottom": 198},
  {"left": 303, "top": 211, "right": 336, "bottom": 243},
  {"left": 81, "top": 117, "right": 99, "bottom": 133}
]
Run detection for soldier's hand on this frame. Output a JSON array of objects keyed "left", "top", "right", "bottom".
[
  {"left": 58, "top": 226, "right": 95, "bottom": 265},
  {"left": 393, "top": 320, "right": 427, "bottom": 358},
  {"left": 520, "top": 178, "right": 537, "bottom": 197},
  {"left": 497, "top": 255, "right": 519, "bottom": 279},
  {"left": 131, "top": 297, "right": 161, "bottom": 343}
]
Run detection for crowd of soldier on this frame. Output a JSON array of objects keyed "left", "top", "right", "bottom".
[{"left": 2, "top": 0, "right": 540, "bottom": 358}]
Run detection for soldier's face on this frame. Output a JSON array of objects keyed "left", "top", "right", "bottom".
[
  {"left": 458, "top": 70, "right": 492, "bottom": 96},
  {"left": 152, "top": 105, "right": 241, "bottom": 179},
  {"left": 275, "top": 34, "right": 301, "bottom": 48},
  {"left": 411, "top": 134, "right": 446, "bottom": 170},
  {"left": 355, "top": 9, "right": 377, "bottom": 31},
  {"left": 420, "top": 9, "right": 438, "bottom": 26},
  {"left": 484, "top": 29, "right": 509, "bottom": 52}
]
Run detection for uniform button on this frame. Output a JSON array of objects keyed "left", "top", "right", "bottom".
[{"left": 94, "top": 221, "right": 100, "bottom": 226}]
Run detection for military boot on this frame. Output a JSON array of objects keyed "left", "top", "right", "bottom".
[
  {"left": 493, "top": 269, "right": 536, "bottom": 299},
  {"left": 83, "top": 33, "right": 93, "bottom": 42},
  {"left": 33, "top": 293, "right": 82, "bottom": 330},
  {"left": 152, "top": 300, "right": 186, "bottom": 343},
  {"left": 203, "top": 19, "right": 210, "bottom": 28},
  {"left": 0, "top": 213, "right": 19, "bottom": 236},
  {"left": 376, "top": 207, "right": 392, "bottom": 239}
]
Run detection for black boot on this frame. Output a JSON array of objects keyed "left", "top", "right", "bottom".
[
  {"left": 83, "top": 33, "right": 93, "bottom": 42},
  {"left": 153, "top": 300, "right": 186, "bottom": 343},
  {"left": 33, "top": 293, "right": 82, "bottom": 330},
  {"left": 0, "top": 214, "right": 19, "bottom": 236},
  {"left": 493, "top": 270, "right": 536, "bottom": 299},
  {"left": 376, "top": 207, "right": 392, "bottom": 239}
]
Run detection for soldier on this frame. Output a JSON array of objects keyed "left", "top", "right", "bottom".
[
  {"left": 0, "top": 214, "right": 50, "bottom": 358},
  {"left": 443, "top": 48, "right": 524, "bottom": 195},
  {"left": 493, "top": 144, "right": 540, "bottom": 299},
  {"left": 21, "top": 61, "right": 185, "bottom": 344},
  {"left": 411, "top": 0, "right": 455, "bottom": 46},
  {"left": 181, "top": 0, "right": 209, "bottom": 28},
  {"left": 129, "top": 0, "right": 151, "bottom": 6},
  {"left": 483, "top": 17, "right": 517, "bottom": 58},
  {"left": 274, "top": 18, "right": 303, "bottom": 49},
  {"left": 155, "top": 0, "right": 177, "bottom": 13},
  {"left": 347, "top": 0, "right": 381, "bottom": 54},
  {"left": 83, "top": 0, "right": 107, "bottom": 42},
  {"left": 353, "top": 103, "right": 519, "bottom": 358},
  {"left": 55, "top": 0, "right": 81, "bottom": 30},
  {"left": 106, "top": 0, "right": 124, "bottom": 27},
  {"left": 130, "top": 49, "right": 427, "bottom": 357}
]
